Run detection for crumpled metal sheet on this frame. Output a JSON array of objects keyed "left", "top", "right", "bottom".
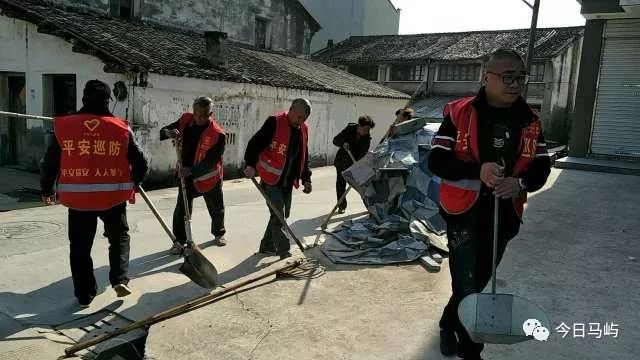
[{"left": 322, "top": 125, "right": 448, "bottom": 265}]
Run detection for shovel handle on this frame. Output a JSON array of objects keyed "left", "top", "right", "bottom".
[
  {"left": 346, "top": 148, "right": 357, "bottom": 164},
  {"left": 137, "top": 186, "right": 177, "bottom": 243},
  {"left": 320, "top": 185, "right": 351, "bottom": 230},
  {"left": 320, "top": 149, "right": 358, "bottom": 230},
  {"left": 175, "top": 139, "right": 194, "bottom": 244},
  {"left": 250, "top": 177, "right": 305, "bottom": 252}
]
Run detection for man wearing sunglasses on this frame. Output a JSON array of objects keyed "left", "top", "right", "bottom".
[{"left": 428, "top": 49, "right": 551, "bottom": 359}]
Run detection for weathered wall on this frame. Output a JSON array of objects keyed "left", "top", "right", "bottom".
[
  {"left": 133, "top": 73, "right": 406, "bottom": 184},
  {"left": 140, "top": 0, "right": 315, "bottom": 54},
  {"left": 0, "top": 15, "right": 128, "bottom": 170},
  {"left": 541, "top": 38, "right": 582, "bottom": 143},
  {"left": 43, "top": 0, "right": 315, "bottom": 54},
  {"left": 46, "top": 0, "right": 110, "bottom": 14}
]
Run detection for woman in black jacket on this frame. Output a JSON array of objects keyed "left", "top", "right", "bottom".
[{"left": 332, "top": 115, "right": 375, "bottom": 213}]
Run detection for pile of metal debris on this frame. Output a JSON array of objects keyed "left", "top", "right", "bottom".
[{"left": 321, "top": 118, "right": 448, "bottom": 270}]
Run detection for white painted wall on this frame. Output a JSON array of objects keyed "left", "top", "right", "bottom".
[{"left": 134, "top": 73, "right": 406, "bottom": 177}]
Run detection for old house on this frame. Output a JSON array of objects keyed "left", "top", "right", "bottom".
[
  {"left": 313, "top": 27, "right": 584, "bottom": 144},
  {"left": 0, "top": 0, "right": 409, "bottom": 182},
  {"left": 569, "top": 0, "right": 640, "bottom": 161}
]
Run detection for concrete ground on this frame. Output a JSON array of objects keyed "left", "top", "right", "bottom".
[
  {"left": 0, "top": 166, "right": 638, "bottom": 360},
  {"left": 0, "top": 167, "right": 42, "bottom": 212}
]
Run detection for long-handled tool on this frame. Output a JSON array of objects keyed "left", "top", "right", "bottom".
[
  {"left": 250, "top": 177, "right": 306, "bottom": 252},
  {"left": 457, "top": 138, "right": 550, "bottom": 344},
  {"left": 137, "top": 186, "right": 218, "bottom": 289},
  {"left": 320, "top": 148, "right": 359, "bottom": 231},
  {"left": 64, "top": 256, "right": 304, "bottom": 356}
]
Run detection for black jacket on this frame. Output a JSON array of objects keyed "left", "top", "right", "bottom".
[
  {"left": 159, "top": 119, "right": 226, "bottom": 180},
  {"left": 244, "top": 116, "right": 312, "bottom": 187},
  {"left": 332, "top": 123, "right": 371, "bottom": 169},
  {"left": 40, "top": 107, "right": 149, "bottom": 197},
  {"left": 428, "top": 87, "right": 551, "bottom": 227}
]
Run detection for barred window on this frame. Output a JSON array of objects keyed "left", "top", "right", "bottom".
[
  {"left": 437, "top": 63, "right": 481, "bottom": 81},
  {"left": 391, "top": 65, "right": 425, "bottom": 81}
]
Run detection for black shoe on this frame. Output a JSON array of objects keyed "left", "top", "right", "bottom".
[
  {"left": 440, "top": 329, "right": 458, "bottom": 357},
  {"left": 337, "top": 208, "right": 346, "bottom": 214},
  {"left": 77, "top": 295, "right": 95, "bottom": 308}
]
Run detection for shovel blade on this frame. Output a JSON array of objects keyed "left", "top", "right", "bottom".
[
  {"left": 458, "top": 293, "right": 551, "bottom": 345},
  {"left": 179, "top": 246, "right": 219, "bottom": 289}
]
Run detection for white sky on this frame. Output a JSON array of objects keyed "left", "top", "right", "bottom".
[{"left": 389, "top": 0, "right": 585, "bottom": 34}]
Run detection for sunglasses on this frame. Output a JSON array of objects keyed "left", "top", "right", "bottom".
[{"left": 487, "top": 71, "right": 530, "bottom": 85}]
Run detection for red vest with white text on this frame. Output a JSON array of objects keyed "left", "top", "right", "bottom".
[
  {"left": 54, "top": 114, "right": 133, "bottom": 211},
  {"left": 178, "top": 113, "right": 225, "bottom": 193},
  {"left": 438, "top": 97, "right": 542, "bottom": 218},
  {"left": 257, "top": 112, "right": 308, "bottom": 188}
]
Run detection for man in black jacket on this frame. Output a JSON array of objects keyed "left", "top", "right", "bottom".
[
  {"left": 243, "top": 99, "right": 312, "bottom": 259},
  {"left": 160, "top": 96, "right": 227, "bottom": 254},
  {"left": 41, "top": 80, "right": 148, "bottom": 307},
  {"left": 332, "top": 115, "right": 374, "bottom": 213},
  {"left": 428, "top": 49, "right": 551, "bottom": 359}
]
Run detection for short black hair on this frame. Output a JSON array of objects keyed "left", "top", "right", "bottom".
[
  {"left": 358, "top": 115, "right": 375, "bottom": 128},
  {"left": 395, "top": 107, "right": 414, "bottom": 119},
  {"left": 82, "top": 80, "right": 111, "bottom": 103},
  {"left": 486, "top": 48, "right": 525, "bottom": 70}
]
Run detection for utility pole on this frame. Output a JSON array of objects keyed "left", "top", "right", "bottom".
[{"left": 521, "top": 0, "right": 540, "bottom": 99}]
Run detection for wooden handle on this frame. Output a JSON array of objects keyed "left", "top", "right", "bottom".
[
  {"left": 250, "top": 178, "right": 306, "bottom": 252},
  {"left": 320, "top": 186, "right": 351, "bottom": 231},
  {"left": 137, "top": 186, "right": 177, "bottom": 243},
  {"left": 65, "top": 257, "right": 304, "bottom": 355}
]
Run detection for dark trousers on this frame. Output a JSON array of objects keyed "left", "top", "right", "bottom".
[
  {"left": 439, "top": 195, "right": 519, "bottom": 358},
  {"left": 68, "top": 202, "right": 130, "bottom": 302},
  {"left": 172, "top": 181, "right": 225, "bottom": 243},
  {"left": 259, "top": 182, "right": 292, "bottom": 256},
  {"left": 335, "top": 165, "right": 348, "bottom": 210}
]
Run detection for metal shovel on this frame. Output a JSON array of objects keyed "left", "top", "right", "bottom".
[
  {"left": 457, "top": 194, "right": 550, "bottom": 344},
  {"left": 137, "top": 186, "right": 218, "bottom": 289},
  {"left": 172, "top": 138, "right": 219, "bottom": 288}
]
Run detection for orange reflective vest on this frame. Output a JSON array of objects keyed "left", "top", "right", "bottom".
[
  {"left": 439, "top": 96, "right": 542, "bottom": 219},
  {"left": 257, "top": 112, "right": 309, "bottom": 188},
  {"left": 177, "top": 113, "right": 225, "bottom": 193},
  {"left": 54, "top": 114, "right": 133, "bottom": 211}
]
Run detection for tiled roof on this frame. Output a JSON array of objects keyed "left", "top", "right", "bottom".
[
  {"left": 313, "top": 27, "right": 584, "bottom": 65},
  {"left": 0, "top": 0, "right": 408, "bottom": 99}
]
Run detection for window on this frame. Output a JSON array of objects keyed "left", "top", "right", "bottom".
[
  {"left": 529, "top": 63, "right": 545, "bottom": 83},
  {"left": 110, "top": 0, "right": 137, "bottom": 19},
  {"left": 390, "top": 65, "right": 425, "bottom": 81},
  {"left": 43, "top": 74, "right": 77, "bottom": 117},
  {"left": 437, "top": 63, "right": 481, "bottom": 81},
  {"left": 349, "top": 65, "right": 378, "bottom": 81},
  {"left": 255, "top": 18, "right": 268, "bottom": 49}
]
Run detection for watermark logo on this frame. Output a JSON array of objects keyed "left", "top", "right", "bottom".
[{"left": 523, "top": 319, "right": 549, "bottom": 341}]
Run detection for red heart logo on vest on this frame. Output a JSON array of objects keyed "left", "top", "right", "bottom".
[{"left": 84, "top": 119, "right": 101, "bottom": 132}]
